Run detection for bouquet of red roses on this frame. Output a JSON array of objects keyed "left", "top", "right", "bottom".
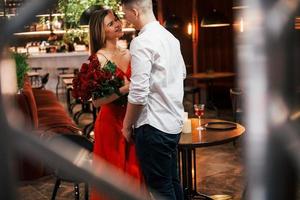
[{"left": 72, "top": 55, "right": 127, "bottom": 105}]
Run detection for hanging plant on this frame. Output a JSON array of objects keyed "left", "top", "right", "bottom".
[{"left": 12, "top": 52, "right": 30, "bottom": 90}]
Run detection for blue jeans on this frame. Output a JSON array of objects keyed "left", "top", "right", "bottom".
[{"left": 134, "top": 124, "right": 183, "bottom": 200}]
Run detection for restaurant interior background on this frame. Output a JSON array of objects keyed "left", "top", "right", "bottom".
[
  {"left": 1, "top": 0, "right": 300, "bottom": 199},
  {"left": 2, "top": 0, "right": 239, "bottom": 107}
]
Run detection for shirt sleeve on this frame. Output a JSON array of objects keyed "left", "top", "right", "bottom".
[
  {"left": 178, "top": 41, "right": 186, "bottom": 79},
  {"left": 128, "top": 38, "right": 153, "bottom": 105}
]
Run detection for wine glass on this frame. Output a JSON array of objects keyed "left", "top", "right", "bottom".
[{"left": 194, "top": 104, "right": 205, "bottom": 130}]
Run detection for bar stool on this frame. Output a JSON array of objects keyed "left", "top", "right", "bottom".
[
  {"left": 28, "top": 67, "right": 42, "bottom": 86},
  {"left": 83, "top": 105, "right": 99, "bottom": 141},
  {"left": 32, "top": 73, "right": 49, "bottom": 89},
  {"left": 30, "top": 67, "right": 42, "bottom": 72},
  {"left": 56, "top": 67, "right": 70, "bottom": 97},
  {"left": 73, "top": 100, "right": 93, "bottom": 124}
]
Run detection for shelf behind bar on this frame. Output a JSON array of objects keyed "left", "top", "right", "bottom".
[
  {"left": 14, "top": 28, "right": 136, "bottom": 36},
  {"left": 36, "top": 13, "right": 65, "bottom": 17}
]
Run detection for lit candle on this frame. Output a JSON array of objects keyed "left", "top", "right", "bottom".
[{"left": 182, "top": 119, "right": 192, "bottom": 133}]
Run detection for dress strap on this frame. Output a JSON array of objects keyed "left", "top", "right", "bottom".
[{"left": 97, "top": 52, "right": 109, "bottom": 65}]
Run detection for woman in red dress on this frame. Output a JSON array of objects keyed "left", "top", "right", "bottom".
[{"left": 88, "top": 9, "right": 144, "bottom": 200}]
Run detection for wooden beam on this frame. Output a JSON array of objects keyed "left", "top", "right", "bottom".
[
  {"left": 192, "top": 0, "right": 199, "bottom": 73},
  {"left": 156, "top": 0, "right": 164, "bottom": 24}
]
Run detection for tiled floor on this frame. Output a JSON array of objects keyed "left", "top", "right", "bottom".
[
  {"left": 17, "top": 142, "right": 245, "bottom": 200},
  {"left": 17, "top": 92, "right": 246, "bottom": 200}
]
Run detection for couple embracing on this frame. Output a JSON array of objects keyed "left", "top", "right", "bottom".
[{"left": 89, "top": 0, "right": 186, "bottom": 199}]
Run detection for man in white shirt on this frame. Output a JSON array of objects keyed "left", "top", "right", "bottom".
[{"left": 122, "top": 0, "right": 186, "bottom": 199}]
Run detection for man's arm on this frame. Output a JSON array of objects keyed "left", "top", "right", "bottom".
[
  {"left": 122, "top": 38, "right": 152, "bottom": 142},
  {"left": 122, "top": 102, "right": 144, "bottom": 142}
]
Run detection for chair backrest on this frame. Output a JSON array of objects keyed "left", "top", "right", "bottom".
[
  {"left": 41, "top": 73, "right": 49, "bottom": 85},
  {"left": 230, "top": 88, "right": 243, "bottom": 122}
]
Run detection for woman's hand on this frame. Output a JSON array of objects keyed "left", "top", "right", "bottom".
[
  {"left": 92, "top": 98, "right": 101, "bottom": 108},
  {"left": 119, "top": 76, "right": 130, "bottom": 95},
  {"left": 122, "top": 125, "right": 133, "bottom": 143},
  {"left": 92, "top": 76, "right": 129, "bottom": 107}
]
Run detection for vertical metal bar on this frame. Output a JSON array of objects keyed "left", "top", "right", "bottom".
[
  {"left": 0, "top": 95, "right": 16, "bottom": 200},
  {"left": 263, "top": 0, "right": 300, "bottom": 199},
  {"left": 238, "top": 1, "right": 269, "bottom": 199},
  {"left": 0, "top": 50, "right": 18, "bottom": 199},
  {"left": 239, "top": 0, "right": 300, "bottom": 199}
]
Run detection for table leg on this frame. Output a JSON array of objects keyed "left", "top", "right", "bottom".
[
  {"left": 180, "top": 148, "right": 194, "bottom": 199},
  {"left": 179, "top": 147, "right": 213, "bottom": 200},
  {"left": 178, "top": 149, "right": 182, "bottom": 183},
  {"left": 187, "top": 148, "right": 194, "bottom": 196},
  {"left": 181, "top": 148, "right": 189, "bottom": 199},
  {"left": 193, "top": 148, "right": 197, "bottom": 191},
  {"left": 56, "top": 75, "right": 60, "bottom": 98},
  {"left": 66, "top": 87, "right": 72, "bottom": 113}
]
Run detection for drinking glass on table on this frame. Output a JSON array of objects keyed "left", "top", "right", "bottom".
[{"left": 194, "top": 104, "right": 205, "bottom": 130}]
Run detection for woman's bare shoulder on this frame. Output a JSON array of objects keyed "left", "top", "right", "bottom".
[{"left": 95, "top": 51, "right": 109, "bottom": 67}]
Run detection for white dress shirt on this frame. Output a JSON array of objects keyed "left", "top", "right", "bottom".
[{"left": 128, "top": 21, "right": 186, "bottom": 134}]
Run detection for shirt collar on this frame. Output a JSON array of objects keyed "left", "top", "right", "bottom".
[{"left": 138, "top": 21, "right": 159, "bottom": 35}]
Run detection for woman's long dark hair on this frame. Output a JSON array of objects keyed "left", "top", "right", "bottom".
[
  {"left": 89, "top": 9, "right": 120, "bottom": 55},
  {"left": 89, "top": 9, "right": 110, "bottom": 55}
]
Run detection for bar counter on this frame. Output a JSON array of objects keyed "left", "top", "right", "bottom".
[{"left": 27, "top": 51, "right": 89, "bottom": 92}]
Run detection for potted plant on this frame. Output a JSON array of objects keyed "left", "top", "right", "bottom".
[
  {"left": 12, "top": 52, "right": 30, "bottom": 90},
  {"left": 58, "top": 0, "right": 120, "bottom": 29},
  {"left": 63, "top": 28, "right": 89, "bottom": 51},
  {"left": 58, "top": 0, "right": 120, "bottom": 52}
]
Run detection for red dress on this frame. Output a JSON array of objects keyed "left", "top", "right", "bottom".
[{"left": 91, "top": 55, "right": 144, "bottom": 200}]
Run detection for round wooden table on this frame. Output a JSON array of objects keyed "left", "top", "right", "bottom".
[{"left": 178, "top": 118, "right": 245, "bottom": 200}]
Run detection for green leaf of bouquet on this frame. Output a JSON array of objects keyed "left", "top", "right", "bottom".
[{"left": 102, "top": 60, "right": 117, "bottom": 73}]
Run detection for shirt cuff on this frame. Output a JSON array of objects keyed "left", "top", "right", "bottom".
[{"left": 128, "top": 93, "right": 148, "bottom": 105}]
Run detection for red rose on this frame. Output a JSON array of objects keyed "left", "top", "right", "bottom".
[
  {"left": 80, "top": 63, "right": 89, "bottom": 73},
  {"left": 72, "top": 55, "right": 126, "bottom": 103},
  {"left": 102, "top": 71, "right": 113, "bottom": 80}
]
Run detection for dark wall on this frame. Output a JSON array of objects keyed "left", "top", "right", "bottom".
[
  {"left": 160, "top": 0, "right": 193, "bottom": 66},
  {"left": 160, "top": 0, "right": 234, "bottom": 73},
  {"left": 197, "top": 0, "right": 234, "bottom": 73}
]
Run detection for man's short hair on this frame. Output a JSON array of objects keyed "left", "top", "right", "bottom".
[{"left": 121, "top": 0, "right": 152, "bottom": 13}]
